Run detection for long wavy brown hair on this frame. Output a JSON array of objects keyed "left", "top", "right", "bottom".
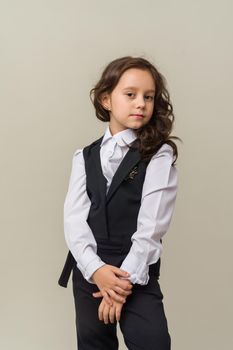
[{"left": 89, "top": 56, "right": 182, "bottom": 166}]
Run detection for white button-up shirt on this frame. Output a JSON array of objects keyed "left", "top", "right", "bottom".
[{"left": 64, "top": 125, "right": 178, "bottom": 285}]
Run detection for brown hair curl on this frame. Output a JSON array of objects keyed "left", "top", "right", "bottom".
[{"left": 89, "top": 56, "right": 182, "bottom": 166}]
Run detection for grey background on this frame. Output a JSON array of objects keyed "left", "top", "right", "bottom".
[{"left": 1, "top": 0, "right": 232, "bottom": 349}]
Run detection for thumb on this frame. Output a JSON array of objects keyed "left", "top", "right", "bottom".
[{"left": 112, "top": 267, "right": 130, "bottom": 278}]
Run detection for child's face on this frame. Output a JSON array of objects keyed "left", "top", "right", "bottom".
[{"left": 102, "top": 68, "right": 155, "bottom": 135}]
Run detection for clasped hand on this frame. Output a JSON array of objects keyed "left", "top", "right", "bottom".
[{"left": 91, "top": 264, "right": 133, "bottom": 323}]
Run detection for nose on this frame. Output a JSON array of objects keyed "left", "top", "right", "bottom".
[{"left": 135, "top": 95, "right": 146, "bottom": 109}]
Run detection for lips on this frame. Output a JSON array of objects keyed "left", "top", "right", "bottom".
[{"left": 130, "top": 114, "right": 144, "bottom": 118}]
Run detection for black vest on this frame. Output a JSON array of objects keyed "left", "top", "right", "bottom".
[{"left": 58, "top": 136, "right": 161, "bottom": 287}]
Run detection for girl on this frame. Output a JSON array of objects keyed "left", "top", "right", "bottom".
[{"left": 58, "top": 56, "right": 181, "bottom": 350}]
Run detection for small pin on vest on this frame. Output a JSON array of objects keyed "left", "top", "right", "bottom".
[{"left": 124, "top": 166, "right": 138, "bottom": 180}]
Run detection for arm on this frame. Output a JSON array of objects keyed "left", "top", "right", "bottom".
[
  {"left": 64, "top": 149, "right": 133, "bottom": 299},
  {"left": 64, "top": 149, "right": 106, "bottom": 283},
  {"left": 119, "top": 143, "right": 179, "bottom": 285}
]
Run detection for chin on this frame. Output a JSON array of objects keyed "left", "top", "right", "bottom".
[{"left": 131, "top": 121, "right": 145, "bottom": 128}]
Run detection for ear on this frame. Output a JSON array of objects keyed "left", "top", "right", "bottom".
[{"left": 100, "top": 93, "right": 111, "bottom": 111}]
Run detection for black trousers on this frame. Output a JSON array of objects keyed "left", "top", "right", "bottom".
[{"left": 72, "top": 266, "right": 171, "bottom": 350}]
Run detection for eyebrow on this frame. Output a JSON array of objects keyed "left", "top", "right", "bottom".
[{"left": 122, "top": 86, "right": 156, "bottom": 93}]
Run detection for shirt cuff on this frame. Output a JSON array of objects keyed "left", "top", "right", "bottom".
[
  {"left": 77, "top": 257, "right": 106, "bottom": 284},
  {"left": 120, "top": 259, "right": 150, "bottom": 285}
]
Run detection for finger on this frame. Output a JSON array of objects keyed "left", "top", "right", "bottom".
[
  {"left": 98, "top": 302, "right": 104, "bottom": 321},
  {"left": 113, "top": 286, "right": 132, "bottom": 297},
  {"left": 102, "top": 291, "right": 113, "bottom": 306},
  {"left": 108, "top": 289, "right": 126, "bottom": 304},
  {"left": 115, "top": 305, "right": 122, "bottom": 322},
  {"left": 92, "top": 291, "right": 102, "bottom": 298},
  {"left": 118, "top": 276, "right": 133, "bottom": 284},
  {"left": 117, "top": 279, "right": 133, "bottom": 291},
  {"left": 109, "top": 305, "right": 116, "bottom": 324},
  {"left": 103, "top": 304, "right": 110, "bottom": 324},
  {"left": 112, "top": 267, "right": 130, "bottom": 278}
]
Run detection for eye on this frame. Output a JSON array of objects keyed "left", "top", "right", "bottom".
[
  {"left": 126, "top": 92, "right": 135, "bottom": 98},
  {"left": 145, "top": 95, "right": 154, "bottom": 101}
]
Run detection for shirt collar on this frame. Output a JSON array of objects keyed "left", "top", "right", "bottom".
[{"left": 100, "top": 125, "right": 138, "bottom": 148}]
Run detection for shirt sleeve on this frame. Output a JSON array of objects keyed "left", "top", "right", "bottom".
[
  {"left": 63, "top": 149, "right": 106, "bottom": 284},
  {"left": 119, "top": 143, "right": 178, "bottom": 285}
]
